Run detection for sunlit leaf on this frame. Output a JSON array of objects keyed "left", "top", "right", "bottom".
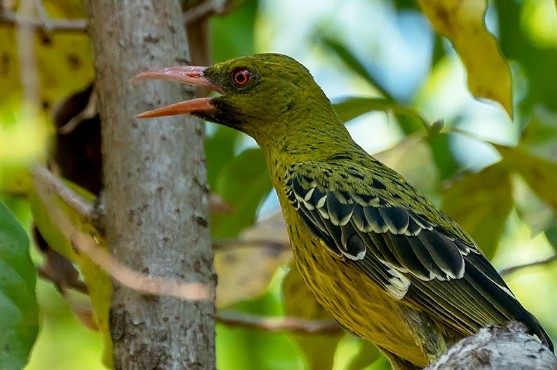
[
  {"left": 30, "top": 180, "right": 112, "bottom": 367},
  {"left": 212, "top": 148, "right": 272, "bottom": 237},
  {"left": 441, "top": 163, "right": 513, "bottom": 259},
  {"left": 0, "top": 107, "right": 49, "bottom": 193},
  {"left": 494, "top": 144, "right": 557, "bottom": 239},
  {"left": 0, "top": 202, "right": 39, "bottom": 370},
  {"left": 417, "top": 0, "right": 513, "bottom": 116},
  {"left": 374, "top": 135, "right": 438, "bottom": 199},
  {"left": 511, "top": 174, "right": 554, "bottom": 236},
  {"left": 215, "top": 213, "right": 292, "bottom": 308},
  {"left": 282, "top": 265, "right": 343, "bottom": 370},
  {"left": 495, "top": 144, "right": 557, "bottom": 213}
]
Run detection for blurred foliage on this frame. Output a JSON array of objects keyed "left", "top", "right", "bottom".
[{"left": 0, "top": 0, "right": 556, "bottom": 369}]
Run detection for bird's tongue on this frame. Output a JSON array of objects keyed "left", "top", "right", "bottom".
[{"left": 133, "top": 65, "right": 222, "bottom": 118}]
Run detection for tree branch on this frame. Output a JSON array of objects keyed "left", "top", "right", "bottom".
[
  {"left": 0, "top": 9, "right": 87, "bottom": 32},
  {"left": 70, "top": 232, "right": 214, "bottom": 301},
  {"left": 499, "top": 255, "right": 557, "bottom": 277},
  {"left": 426, "top": 323, "right": 556, "bottom": 370},
  {"left": 30, "top": 164, "right": 96, "bottom": 223},
  {"left": 0, "top": 1, "right": 230, "bottom": 33},
  {"left": 216, "top": 310, "right": 341, "bottom": 335}
]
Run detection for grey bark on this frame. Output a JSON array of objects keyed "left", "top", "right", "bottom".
[
  {"left": 84, "top": 1, "right": 216, "bottom": 369},
  {"left": 426, "top": 323, "right": 556, "bottom": 370}
]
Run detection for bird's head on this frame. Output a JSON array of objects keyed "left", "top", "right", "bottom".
[{"left": 134, "top": 53, "right": 335, "bottom": 145}]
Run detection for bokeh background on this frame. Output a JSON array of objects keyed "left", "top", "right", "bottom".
[{"left": 1, "top": 0, "right": 556, "bottom": 369}]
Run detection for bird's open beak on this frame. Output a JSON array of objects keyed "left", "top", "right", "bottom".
[{"left": 133, "top": 66, "right": 224, "bottom": 118}]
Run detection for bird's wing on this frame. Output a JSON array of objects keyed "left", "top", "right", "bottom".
[{"left": 284, "top": 161, "right": 550, "bottom": 343}]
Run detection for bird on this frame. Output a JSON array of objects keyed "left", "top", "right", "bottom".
[{"left": 134, "top": 53, "right": 553, "bottom": 369}]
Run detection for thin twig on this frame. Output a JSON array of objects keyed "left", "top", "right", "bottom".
[
  {"left": 499, "top": 255, "right": 557, "bottom": 277},
  {"left": 0, "top": 9, "right": 87, "bottom": 32},
  {"left": 31, "top": 164, "right": 96, "bottom": 223},
  {"left": 17, "top": 0, "right": 39, "bottom": 107},
  {"left": 71, "top": 232, "right": 215, "bottom": 301},
  {"left": 213, "top": 238, "right": 290, "bottom": 251},
  {"left": 216, "top": 310, "right": 342, "bottom": 335}
]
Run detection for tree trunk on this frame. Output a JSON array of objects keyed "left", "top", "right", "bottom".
[{"left": 84, "top": 1, "right": 216, "bottom": 369}]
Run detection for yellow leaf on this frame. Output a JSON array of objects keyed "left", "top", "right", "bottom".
[
  {"left": 215, "top": 213, "right": 292, "bottom": 308},
  {"left": 417, "top": 0, "right": 513, "bottom": 117},
  {"left": 0, "top": 0, "right": 93, "bottom": 111}
]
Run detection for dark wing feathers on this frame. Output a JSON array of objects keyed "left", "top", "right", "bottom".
[
  {"left": 285, "top": 164, "right": 554, "bottom": 350},
  {"left": 286, "top": 169, "right": 467, "bottom": 282}
]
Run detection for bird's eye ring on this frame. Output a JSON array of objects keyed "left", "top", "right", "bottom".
[{"left": 232, "top": 68, "right": 251, "bottom": 87}]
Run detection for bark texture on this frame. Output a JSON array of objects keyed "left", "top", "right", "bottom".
[
  {"left": 84, "top": 1, "right": 216, "bottom": 369},
  {"left": 426, "top": 323, "right": 556, "bottom": 370}
]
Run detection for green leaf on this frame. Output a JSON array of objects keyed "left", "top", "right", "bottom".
[
  {"left": 205, "top": 124, "right": 241, "bottom": 188},
  {"left": 428, "top": 133, "right": 461, "bottom": 182},
  {"left": 212, "top": 148, "right": 272, "bottom": 237},
  {"left": 0, "top": 202, "right": 39, "bottom": 370},
  {"left": 282, "top": 265, "right": 343, "bottom": 370},
  {"left": 333, "top": 97, "right": 428, "bottom": 130},
  {"left": 30, "top": 180, "right": 113, "bottom": 367},
  {"left": 441, "top": 163, "right": 513, "bottom": 259}
]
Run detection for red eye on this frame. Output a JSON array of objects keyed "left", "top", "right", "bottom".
[{"left": 232, "top": 68, "right": 250, "bottom": 87}]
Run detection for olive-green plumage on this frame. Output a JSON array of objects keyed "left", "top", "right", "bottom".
[{"left": 138, "top": 53, "right": 553, "bottom": 369}]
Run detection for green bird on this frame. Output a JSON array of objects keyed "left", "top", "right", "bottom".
[{"left": 135, "top": 53, "right": 553, "bottom": 369}]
